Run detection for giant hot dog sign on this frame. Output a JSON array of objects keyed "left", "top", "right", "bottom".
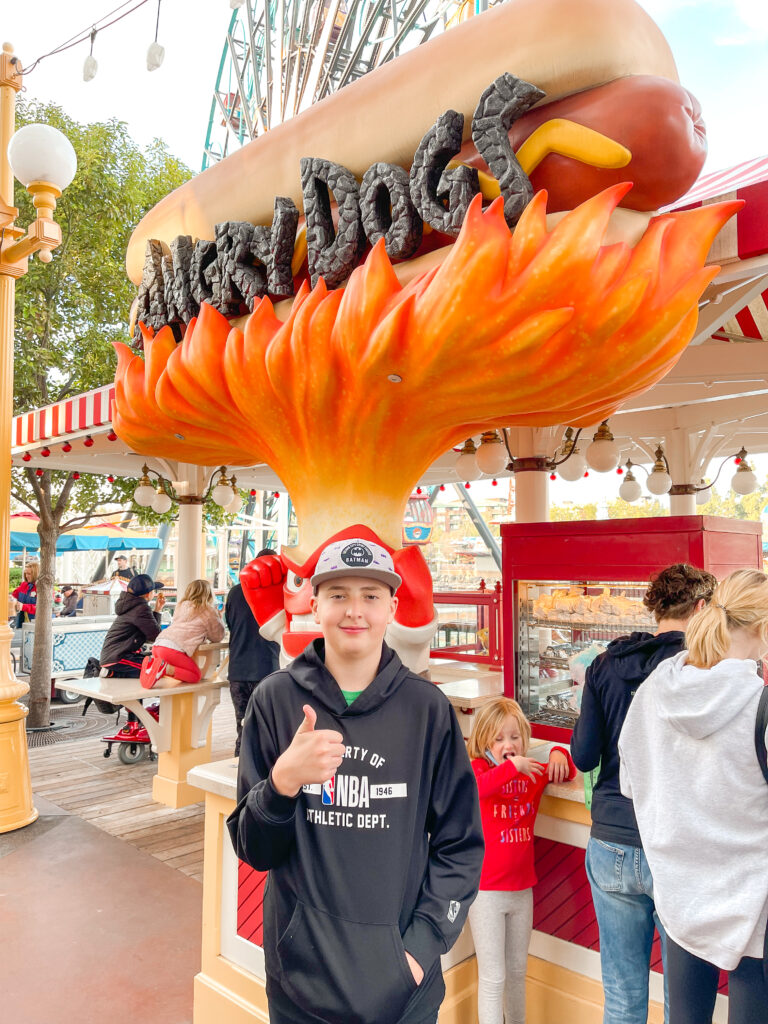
[{"left": 115, "top": 0, "right": 739, "bottom": 669}]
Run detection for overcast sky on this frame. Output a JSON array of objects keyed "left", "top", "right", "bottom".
[{"left": 3, "top": 0, "right": 767, "bottom": 173}]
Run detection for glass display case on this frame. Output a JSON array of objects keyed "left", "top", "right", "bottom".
[
  {"left": 516, "top": 580, "right": 655, "bottom": 728},
  {"left": 501, "top": 517, "right": 763, "bottom": 740}
]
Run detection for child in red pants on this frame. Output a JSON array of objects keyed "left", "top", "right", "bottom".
[{"left": 141, "top": 579, "right": 225, "bottom": 689}]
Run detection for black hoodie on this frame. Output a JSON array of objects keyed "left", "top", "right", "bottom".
[
  {"left": 227, "top": 641, "right": 484, "bottom": 1024},
  {"left": 99, "top": 591, "right": 162, "bottom": 667},
  {"left": 570, "top": 630, "right": 685, "bottom": 847}
]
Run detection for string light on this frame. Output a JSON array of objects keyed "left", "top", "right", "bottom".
[
  {"left": 146, "top": 0, "right": 165, "bottom": 71},
  {"left": 35, "top": 468, "right": 44, "bottom": 477},
  {"left": 21, "top": 0, "right": 161, "bottom": 83},
  {"left": 83, "top": 29, "right": 98, "bottom": 82},
  {"left": 62, "top": 442, "right": 72, "bottom": 452},
  {"left": 107, "top": 430, "right": 118, "bottom": 441},
  {"left": 72, "top": 472, "right": 80, "bottom": 480},
  {"left": 41, "top": 447, "right": 51, "bottom": 457},
  {"left": 22, "top": 452, "right": 31, "bottom": 462},
  {"left": 83, "top": 435, "right": 94, "bottom": 447}
]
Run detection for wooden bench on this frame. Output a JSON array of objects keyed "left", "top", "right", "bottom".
[{"left": 60, "top": 642, "right": 230, "bottom": 809}]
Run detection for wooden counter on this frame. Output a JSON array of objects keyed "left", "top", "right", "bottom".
[{"left": 186, "top": 734, "right": 682, "bottom": 1023}]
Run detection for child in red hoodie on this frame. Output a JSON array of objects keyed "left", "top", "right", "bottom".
[{"left": 468, "top": 696, "right": 575, "bottom": 1024}]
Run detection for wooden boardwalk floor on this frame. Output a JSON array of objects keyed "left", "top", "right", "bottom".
[{"left": 27, "top": 689, "right": 239, "bottom": 883}]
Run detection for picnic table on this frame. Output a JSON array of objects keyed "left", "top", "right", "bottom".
[{"left": 59, "top": 642, "right": 229, "bottom": 808}]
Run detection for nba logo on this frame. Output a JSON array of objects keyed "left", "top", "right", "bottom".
[{"left": 322, "top": 778, "right": 335, "bottom": 805}]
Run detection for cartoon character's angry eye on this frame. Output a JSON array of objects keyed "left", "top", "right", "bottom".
[{"left": 285, "top": 574, "right": 305, "bottom": 594}]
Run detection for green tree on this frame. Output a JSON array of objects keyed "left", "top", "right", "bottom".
[
  {"left": 549, "top": 502, "right": 598, "bottom": 521},
  {"left": 606, "top": 497, "right": 669, "bottom": 519},
  {"left": 12, "top": 100, "right": 192, "bottom": 728}
]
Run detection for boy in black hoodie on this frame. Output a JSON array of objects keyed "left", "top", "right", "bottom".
[
  {"left": 570, "top": 563, "right": 715, "bottom": 1024},
  {"left": 227, "top": 536, "right": 484, "bottom": 1024}
]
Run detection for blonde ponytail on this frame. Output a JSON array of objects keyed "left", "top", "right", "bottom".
[{"left": 685, "top": 569, "right": 768, "bottom": 669}]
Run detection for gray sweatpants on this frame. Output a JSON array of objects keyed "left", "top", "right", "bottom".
[{"left": 468, "top": 888, "right": 533, "bottom": 1024}]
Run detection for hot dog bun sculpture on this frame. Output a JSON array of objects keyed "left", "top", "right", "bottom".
[{"left": 114, "top": 0, "right": 738, "bottom": 670}]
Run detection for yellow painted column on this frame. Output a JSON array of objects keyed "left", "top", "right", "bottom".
[
  {"left": 152, "top": 692, "right": 213, "bottom": 808},
  {"left": 0, "top": 45, "right": 36, "bottom": 834}
]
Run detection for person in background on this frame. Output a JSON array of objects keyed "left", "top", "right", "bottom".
[
  {"left": 58, "top": 585, "right": 79, "bottom": 617},
  {"left": 570, "top": 563, "right": 716, "bottom": 1024},
  {"left": 110, "top": 554, "right": 137, "bottom": 582},
  {"left": 619, "top": 569, "right": 768, "bottom": 1024},
  {"left": 140, "top": 578, "right": 225, "bottom": 689},
  {"left": 467, "top": 696, "right": 575, "bottom": 1024},
  {"left": 99, "top": 573, "right": 165, "bottom": 677},
  {"left": 12, "top": 562, "right": 39, "bottom": 623},
  {"left": 226, "top": 548, "right": 280, "bottom": 756}
]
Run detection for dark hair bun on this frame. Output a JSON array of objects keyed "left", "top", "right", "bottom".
[{"left": 644, "top": 563, "right": 717, "bottom": 620}]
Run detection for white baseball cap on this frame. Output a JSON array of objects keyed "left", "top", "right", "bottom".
[{"left": 310, "top": 538, "right": 402, "bottom": 592}]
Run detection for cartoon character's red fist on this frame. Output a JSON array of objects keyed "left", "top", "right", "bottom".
[{"left": 240, "top": 554, "right": 287, "bottom": 625}]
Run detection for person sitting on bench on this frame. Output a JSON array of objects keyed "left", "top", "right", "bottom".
[
  {"left": 99, "top": 574, "right": 165, "bottom": 677},
  {"left": 140, "top": 579, "right": 225, "bottom": 689}
]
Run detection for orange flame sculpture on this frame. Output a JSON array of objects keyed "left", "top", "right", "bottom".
[{"left": 114, "top": 186, "right": 739, "bottom": 558}]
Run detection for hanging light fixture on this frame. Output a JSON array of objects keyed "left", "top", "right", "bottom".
[
  {"left": 475, "top": 431, "right": 508, "bottom": 476},
  {"left": 133, "top": 465, "right": 156, "bottom": 507},
  {"left": 585, "top": 421, "right": 621, "bottom": 473},
  {"left": 211, "top": 467, "right": 235, "bottom": 507},
  {"left": 618, "top": 461, "right": 642, "bottom": 502},
  {"left": 146, "top": 0, "right": 165, "bottom": 70},
  {"left": 555, "top": 428, "right": 587, "bottom": 482},
  {"left": 646, "top": 445, "right": 672, "bottom": 496},
  {"left": 454, "top": 439, "right": 482, "bottom": 481},
  {"left": 695, "top": 479, "right": 711, "bottom": 506},
  {"left": 83, "top": 29, "right": 98, "bottom": 82},
  {"left": 151, "top": 485, "right": 172, "bottom": 514},
  {"left": 731, "top": 449, "right": 758, "bottom": 496}
]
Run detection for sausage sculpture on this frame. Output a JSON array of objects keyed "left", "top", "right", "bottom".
[{"left": 114, "top": 0, "right": 739, "bottom": 670}]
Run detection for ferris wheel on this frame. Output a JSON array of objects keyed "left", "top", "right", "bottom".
[{"left": 203, "top": 0, "right": 497, "bottom": 170}]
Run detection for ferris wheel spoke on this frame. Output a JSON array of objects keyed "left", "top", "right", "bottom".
[{"left": 204, "top": 0, "right": 475, "bottom": 168}]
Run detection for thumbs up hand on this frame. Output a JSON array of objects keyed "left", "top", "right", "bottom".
[{"left": 272, "top": 704, "right": 345, "bottom": 797}]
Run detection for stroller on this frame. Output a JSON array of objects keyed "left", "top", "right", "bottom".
[{"left": 81, "top": 656, "right": 160, "bottom": 766}]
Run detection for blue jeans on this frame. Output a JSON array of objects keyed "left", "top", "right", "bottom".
[{"left": 585, "top": 837, "right": 669, "bottom": 1024}]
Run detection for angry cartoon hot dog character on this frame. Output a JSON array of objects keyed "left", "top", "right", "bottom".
[{"left": 240, "top": 525, "right": 438, "bottom": 673}]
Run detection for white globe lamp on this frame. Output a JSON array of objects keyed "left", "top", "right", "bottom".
[
  {"left": 151, "top": 488, "right": 172, "bottom": 514},
  {"left": 585, "top": 421, "right": 621, "bottom": 473},
  {"left": 695, "top": 480, "right": 711, "bottom": 506},
  {"left": 454, "top": 439, "right": 482, "bottom": 481},
  {"left": 475, "top": 431, "right": 507, "bottom": 476},
  {"left": 646, "top": 446, "right": 672, "bottom": 496},
  {"left": 557, "top": 448, "right": 587, "bottom": 482},
  {"left": 226, "top": 491, "right": 243, "bottom": 515},
  {"left": 8, "top": 124, "right": 77, "bottom": 190},
  {"left": 731, "top": 462, "right": 757, "bottom": 496},
  {"left": 133, "top": 467, "right": 156, "bottom": 507},
  {"left": 619, "top": 466, "right": 642, "bottom": 503}
]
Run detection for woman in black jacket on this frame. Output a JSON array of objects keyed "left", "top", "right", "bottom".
[
  {"left": 99, "top": 574, "right": 166, "bottom": 676},
  {"left": 570, "top": 563, "right": 715, "bottom": 1024}
]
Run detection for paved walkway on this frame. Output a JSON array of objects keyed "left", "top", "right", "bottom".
[{"left": 1, "top": 690, "right": 240, "bottom": 1024}]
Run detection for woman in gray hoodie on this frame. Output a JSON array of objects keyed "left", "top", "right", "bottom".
[{"left": 619, "top": 568, "right": 768, "bottom": 1024}]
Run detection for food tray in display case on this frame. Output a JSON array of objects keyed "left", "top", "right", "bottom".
[{"left": 516, "top": 580, "right": 655, "bottom": 729}]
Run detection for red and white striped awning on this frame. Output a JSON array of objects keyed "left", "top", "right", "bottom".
[
  {"left": 666, "top": 155, "right": 768, "bottom": 264},
  {"left": 711, "top": 285, "right": 768, "bottom": 343},
  {"left": 13, "top": 384, "right": 115, "bottom": 448}
]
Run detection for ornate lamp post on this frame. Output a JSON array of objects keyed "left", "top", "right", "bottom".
[{"left": 0, "top": 42, "right": 76, "bottom": 832}]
